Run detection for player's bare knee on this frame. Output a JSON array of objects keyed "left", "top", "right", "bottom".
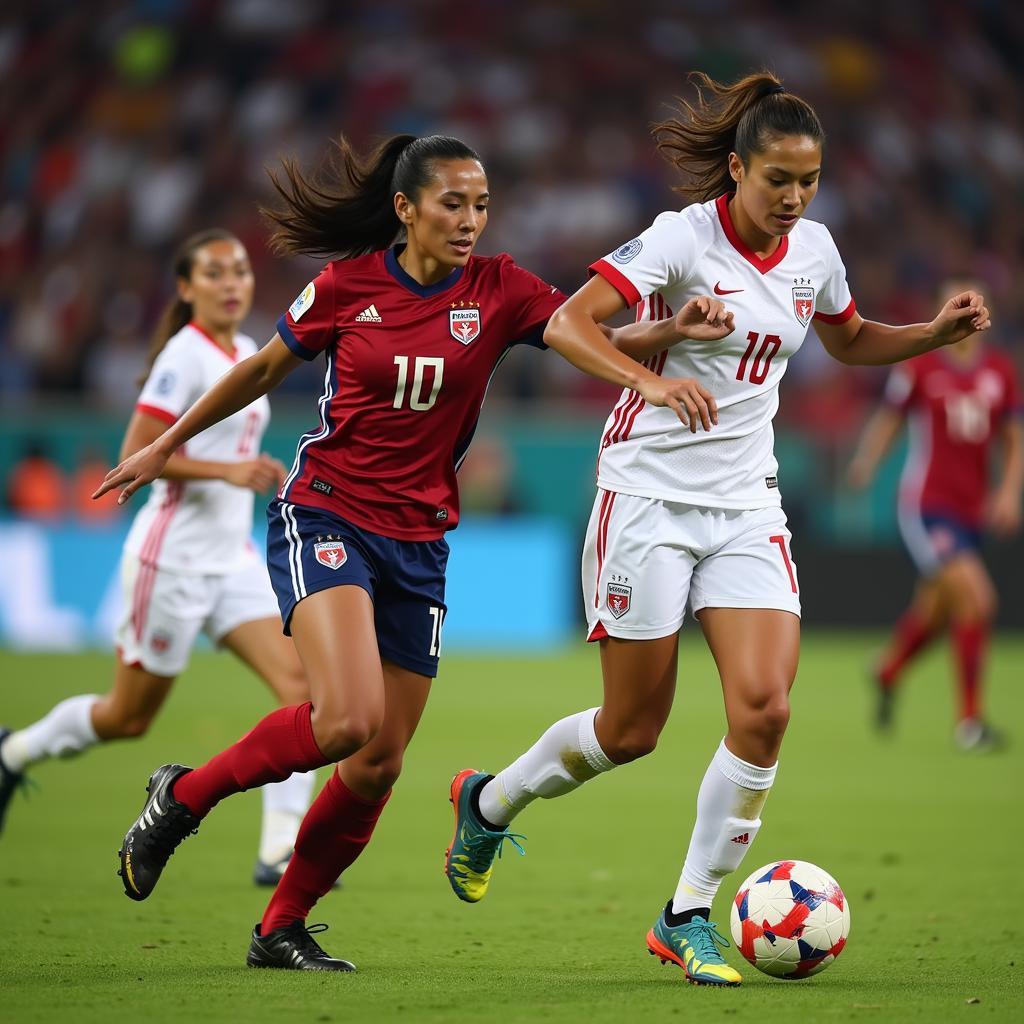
[
  {"left": 105, "top": 714, "right": 153, "bottom": 739},
  {"left": 601, "top": 725, "right": 659, "bottom": 765},
  {"left": 351, "top": 754, "right": 403, "bottom": 799},
  {"left": 311, "top": 712, "right": 381, "bottom": 761}
]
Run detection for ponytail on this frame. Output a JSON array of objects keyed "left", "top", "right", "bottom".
[
  {"left": 138, "top": 228, "right": 239, "bottom": 386},
  {"left": 262, "top": 133, "right": 482, "bottom": 259},
  {"left": 653, "top": 70, "right": 824, "bottom": 202}
]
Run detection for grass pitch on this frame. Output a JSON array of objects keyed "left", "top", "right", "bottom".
[{"left": 1, "top": 632, "right": 1022, "bottom": 1023}]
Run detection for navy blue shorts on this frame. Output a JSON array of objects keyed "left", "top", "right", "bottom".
[
  {"left": 266, "top": 499, "right": 449, "bottom": 677},
  {"left": 899, "top": 506, "right": 982, "bottom": 576}
]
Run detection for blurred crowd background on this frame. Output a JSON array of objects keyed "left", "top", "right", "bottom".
[{"left": 1, "top": 0, "right": 1022, "bottom": 625}]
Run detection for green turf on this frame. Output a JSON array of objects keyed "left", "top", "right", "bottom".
[{"left": 1, "top": 633, "right": 1021, "bottom": 1022}]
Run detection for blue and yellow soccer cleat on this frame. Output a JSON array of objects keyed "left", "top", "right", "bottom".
[
  {"left": 444, "top": 769, "right": 525, "bottom": 903},
  {"left": 647, "top": 909, "right": 742, "bottom": 986}
]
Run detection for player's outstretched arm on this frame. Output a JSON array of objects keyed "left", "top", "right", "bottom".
[
  {"left": 545, "top": 277, "right": 718, "bottom": 433},
  {"left": 118, "top": 412, "right": 287, "bottom": 493},
  {"left": 846, "top": 407, "right": 904, "bottom": 490},
  {"left": 988, "top": 419, "right": 1024, "bottom": 537},
  {"left": 606, "top": 296, "right": 735, "bottom": 362},
  {"left": 815, "top": 291, "right": 991, "bottom": 366},
  {"left": 94, "top": 335, "right": 301, "bottom": 504}
]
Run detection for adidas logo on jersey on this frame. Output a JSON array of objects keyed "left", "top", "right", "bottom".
[{"left": 355, "top": 304, "right": 382, "bottom": 323}]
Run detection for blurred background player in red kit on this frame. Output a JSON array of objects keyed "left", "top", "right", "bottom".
[{"left": 848, "top": 279, "right": 1022, "bottom": 750}]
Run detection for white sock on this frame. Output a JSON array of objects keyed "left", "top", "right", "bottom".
[
  {"left": 0, "top": 695, "right": 100, "bottom": 773},
  {"left": 671, "top": 739, "right": 777, "bottom": 916},
  {"left": 259, "top": 770, "right": 315, "bottom": 864},
  {"left": 478, "top": 707, "right": 616, "bottom": 828}
]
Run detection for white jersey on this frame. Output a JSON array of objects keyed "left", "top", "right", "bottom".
[
  {"left": 124, "top": 322, "right": 270, "bottom": 574},
  {"left": 591, "top": 195, "right": 855, "bottom": 509}
]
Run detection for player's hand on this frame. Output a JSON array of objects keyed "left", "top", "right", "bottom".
[
  {"left": 637, "top": 375, "right": 718, "bottom": 433},
  {"left": 226, "top": 454, "right": 287, "bottom": 493},
  {"left": 987, "top": 488, "right": 1022, "bottom": 538},
  {"left": 674, "top": 296, "right": 735, "bottom": 342},
  {"left": 92, "top": 442, "right": 170, "bottom": 505},
  {"left": 928, "top": 290, "right": 991, "bottom": 347}
]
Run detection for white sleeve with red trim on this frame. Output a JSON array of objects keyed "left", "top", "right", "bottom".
[
  {"left": 135, "top": 334, "right": 202, "bottom": 425},
  {"left": 589, "top": 211, "right": 700, "bottom": 308},
  {"left": 812, "top": 227, "right": 855, "bottom": 323}
]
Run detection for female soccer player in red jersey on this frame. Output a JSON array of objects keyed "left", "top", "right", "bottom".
[
  {"left": 95, "top": 134, "right": 724, "bottom": 971},
  {"left": 444, "top": 72, "right": 992, "bottom": 986},
  {"left": 0, "top": 231, "right": 316, "bottom": 884},
  {"left": 848, "top": 279, "right": 1022, "bottom": 750}
]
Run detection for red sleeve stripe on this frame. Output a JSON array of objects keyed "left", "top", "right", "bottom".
[
  {"left": 589, "top": 259, "right": 642, "bottom": 307},
  {"left": 135, "top": 403, "right": 177, "bottom": 426},
  {"left": 813, "top": 298, "right": 857, "bottom": 324}
]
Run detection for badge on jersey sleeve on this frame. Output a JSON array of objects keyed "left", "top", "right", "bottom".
[
  {"left": 289, "top": 281, "right": 316, "bottom": 322},
  {"left": 792, "top": 281, "right": 814, "bottom": 327},
  {"left": 449, "top": 301, "right": 481, "bottom": 345}
]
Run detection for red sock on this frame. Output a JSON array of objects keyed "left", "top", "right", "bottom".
[
  {"left": 173, "top": 702, "right": 327, "bottom": 818},
  {"left": 879, "top": 610, "right": 935, "bottom": 688},
  {"left": 951, "top": 621, "right": 988, "bottom": 721},
  {"left": 260, "top": 771, "right": 390, "bottom": 934}
]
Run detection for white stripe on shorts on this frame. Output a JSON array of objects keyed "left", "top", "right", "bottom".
[{"left": 281, "top": 502, "right": 307, "bottom": 600}]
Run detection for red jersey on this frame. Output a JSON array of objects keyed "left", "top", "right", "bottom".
[
  {"left": 276, "top": 246, "right": 565, "bottom": 540},
  {"left": 886, "top": 348, "right": 1020, "bottom": 526}
]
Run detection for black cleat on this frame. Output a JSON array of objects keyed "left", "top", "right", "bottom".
[
  {"left": 0, "top": 728, "right": 27, "bottom": 835},
  {"left": 872, "top": 669, "right": 896, "bottom": 732},
  {"left": 118, "top": 764, "right": 200, "bottom": 901},
  {"left": 253, "top": 854, "right": 343, "bottom": 890},
  {"left": 246, "top": 922, "right": 355, "bottom": 971}
]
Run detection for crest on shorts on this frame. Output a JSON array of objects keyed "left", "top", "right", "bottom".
[
  {"left": 449, "top": 303, "right": 481, "bottom": 345},
  {"left": 606, "top": 582, "right": 631, "bottom": 619},
  {"left": 314, "top": 540, "right": 348, "bottom": 570},
  {"left": 792, "top": 285, "right": 814, "bottom": 327},
  {"left": 150, "top": 630, "right": 173, "bottom": 653}
]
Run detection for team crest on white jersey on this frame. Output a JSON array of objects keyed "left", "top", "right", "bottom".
[
  {"left": 607, "top": 582, "right": 631, "bottom": 619},
  {"left": 450, "top": 302, "right": 481, "bottom": 345},
  {"left": 792, "top": 285, "right": 815, "bottom": 327},
  {"left": 314, "top": 540, "right": 348, "bottom": 570}
]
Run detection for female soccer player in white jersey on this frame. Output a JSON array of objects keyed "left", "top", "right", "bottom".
[
  {"left": 93, "top": 134, "right": 717, "bottom": 971},
  {"left": 0, "top": 230, "right": 317, "bottom": 886},
  {"left": 444, "top": 71, "right": 992, "bottom": 986}
]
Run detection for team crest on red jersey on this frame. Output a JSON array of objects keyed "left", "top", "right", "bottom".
[
  {"left": 792, "top": 285, "right": 814, "bottom": 327},
  {"left": 450, "top": 302, "right": 481, "bottom": 345},
  {"left": 607, "top": 582, "right": 631, "bottom": 619},
  {"left": 314, "top": 540, "right": 348, "bottom": 570}
]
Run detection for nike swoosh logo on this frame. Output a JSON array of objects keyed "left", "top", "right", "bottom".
[{"left": 714, "top": 283, "right": 744, "bottom": 295}]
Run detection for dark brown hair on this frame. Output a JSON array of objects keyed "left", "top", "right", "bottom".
[
  {"left": 139, "top": 228, "right": 241, "bottom": 385},
  {"left": 261, "top": 133, "right": 482, "bottom": 259},
  {"left": 653, "top": 70, "right": 824, "bottom": 202}
]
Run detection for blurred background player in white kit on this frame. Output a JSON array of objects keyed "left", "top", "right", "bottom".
[
  {"left": 848, "top": 278, "right": 1022, "bottom": 750},
  {"left": 0, "top": 229, "right": 317, "bottom": 885},
  {"left": 445, "top": 71, "right": 992, "bottom": 987}
]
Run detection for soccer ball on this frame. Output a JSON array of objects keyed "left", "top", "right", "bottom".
[{"left": 730, "top": 860, "right": 850, "bottom": 979}]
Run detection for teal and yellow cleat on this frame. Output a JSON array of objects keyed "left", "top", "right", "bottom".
[
  {"left": 646, "top": 910, "right": 742, "bottom": 986},
  {"left": 444, "top": 769, "right": 525, "bottom": 903}
]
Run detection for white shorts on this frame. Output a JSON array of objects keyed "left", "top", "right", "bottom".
[
  {"left": 115, "top": 548, "right": 280, "bottom": 676},
  {"left": 582, "top": 490, "right": 801, "bottom": 641}
]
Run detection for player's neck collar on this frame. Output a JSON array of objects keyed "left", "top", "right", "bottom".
[
  {"left": 386, "top": 245, "right": 465, "bottom": 297},
  {"left": 715, "top": 193, "right": 789, "bottom": 275}
]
